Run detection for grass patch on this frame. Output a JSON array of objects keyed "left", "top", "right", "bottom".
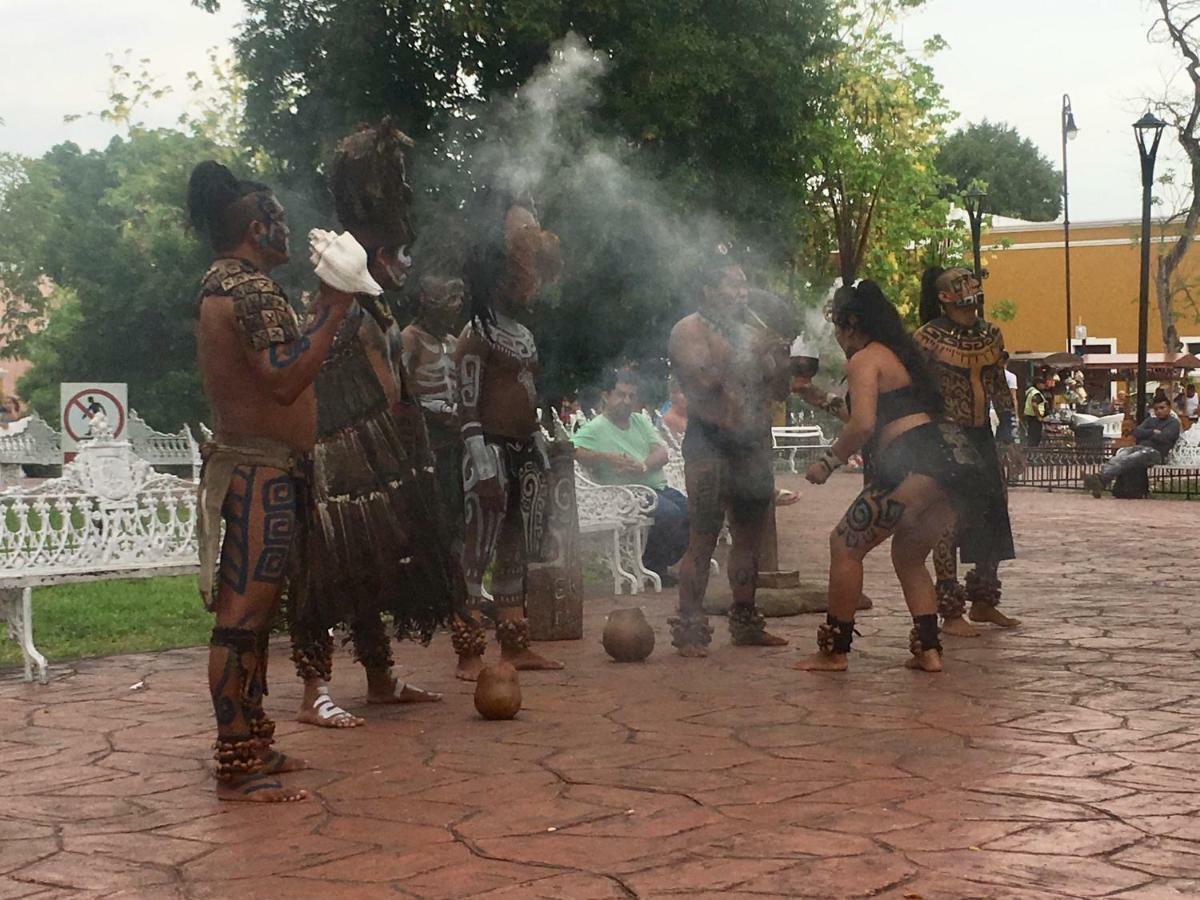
[
  {"left": 0, "top": 576, "right": 210, "bottom": 668},
  {"left": 0, "top": 560, "right": 627, "bottom": 671}
]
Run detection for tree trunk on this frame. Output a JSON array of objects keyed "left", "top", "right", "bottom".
[{"left": 1155, "top": 253, "right": 1184, "bottom": 353}]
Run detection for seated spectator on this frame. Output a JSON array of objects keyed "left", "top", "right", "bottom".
[
  {"left": 0, "top": 396, "right": 23, "bottom": 426},
  {"left": 573, "top": 369, "right": 688, "bottom": 586},
  {"left": 659, "top": 377, "right": 688, "bottom": 447},
  {"left": 1084, "top": 394, "right": 1180, "bottom": 498}
]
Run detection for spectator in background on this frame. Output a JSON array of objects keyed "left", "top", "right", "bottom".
[
  {"left": 659, "top": 377, "right": 688, "bottom": 447},
  {"left": 1084, "top": 394, "right": 1180, "bottom": 498},
  {"left": 0, "top": 396, "right": 23, "bottom": 425},
  {"left": 573, "top": 369, "right": 689, "bottom": 586},
  {"left": 1023, "top": 371, "right": 1051, "bottom": 448},
  {"left": 558, "top": 393, "right": 583, "bottom": 431},
  {"left": 1001, "top": 351, "right": 1018, "bottom": 418},
  {"left": 1185, "top": 384, "right": 1199, "bottom": 422}
]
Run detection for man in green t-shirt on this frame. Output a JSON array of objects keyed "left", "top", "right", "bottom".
[{"left": 573, "top": 369, "right": 689, "bottom": 585}]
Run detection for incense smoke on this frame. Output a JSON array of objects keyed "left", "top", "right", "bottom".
[{"left": 434, "top": 34, "right": 830, "bottom": 400}]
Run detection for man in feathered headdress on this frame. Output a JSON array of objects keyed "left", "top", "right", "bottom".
[{"left": 286, "top": 120, "right": 457, "bottom": 729}]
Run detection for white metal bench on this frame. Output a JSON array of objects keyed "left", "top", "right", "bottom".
[
  {"left": 127, "top": 411, "right": 202, "bottom": 479},
  {"left": 771, "top": 425, "right": 831, "bottom": 473},
  {"left": 0, "top": 414, "right": 62, "bottom": 486},
  {"left": 0, "top": 425, "right": 198, "bottom": 682},
  {"left": 1163, "top": 424, "right": 1200, "bottom": 467},
  {"left": 593, "top": 450, "right": 721, "bottom": 580},
  {"left": 574, "top": 465, "right": 659, "bottom": 595},
  {"left": 0, "top": 410, "right": 202, "bottom": 486}
]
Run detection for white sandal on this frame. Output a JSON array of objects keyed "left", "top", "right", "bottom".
[{"left": 305, "top": 685, "right": 363, "bottom": 727}]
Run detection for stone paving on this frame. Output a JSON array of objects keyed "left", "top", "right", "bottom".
[{"left": 2, "top": 475, "right": 1199, "bottom": 899}]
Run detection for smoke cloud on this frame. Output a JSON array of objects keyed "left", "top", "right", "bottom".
[{"left": 411, "top": 33, "right": 837, "bottom": 402}]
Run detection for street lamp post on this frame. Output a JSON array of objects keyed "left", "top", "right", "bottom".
[
  {"left": 963, "top": 184, "right": 987, "bottom": 315},
  {"left": 1061, "top": 94, "right": 1079, "bottom": 351},
  {"left": 1134, "top": 111, "right": 1167, "bottom": 423}
]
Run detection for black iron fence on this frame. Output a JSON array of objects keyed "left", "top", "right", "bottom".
[
  {"left": 1009, "top": 446, "right": 1200, "bottom": 498},
  {"left": 1008, "top": 447, "right": 1112, "bottom": 491}
]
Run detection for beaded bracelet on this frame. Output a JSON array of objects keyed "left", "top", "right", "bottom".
[{"left": 817, "top": 450, "right": 844, "bottom": 474}]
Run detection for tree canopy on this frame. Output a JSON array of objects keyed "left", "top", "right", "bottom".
[
  {"left": 0, "top": 57, "right": 251, "bottom": 428},
  {"left": 935, "top": 120, "right": 1062, "bottom": 222},
  {"left": 794, "top": 1, "right": 962, "bottom": 320},
  {"left": 3, "top": 1, "right": 971, "bottom": 428},
  {"left": 194, "top": 0, "right": 844, "bottom": 395}
]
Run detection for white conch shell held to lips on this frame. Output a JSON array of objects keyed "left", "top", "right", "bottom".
[{"left": 308, "top": 229, "right": 384, "bottom": 296}]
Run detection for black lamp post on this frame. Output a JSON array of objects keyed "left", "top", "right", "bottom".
[
  {"left": 1061, "top": 94, "right": 1079, "bottom": 351},
  {"left": 1134, "top": 111, "right": 1167, "bottom": 423},
  {"left": 963, "top": 184, "right": 987, "bottom": 315}
]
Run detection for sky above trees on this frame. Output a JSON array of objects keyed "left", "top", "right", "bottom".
[{"left": 1, "top": 0, "right": 1186, "bottom": 223}]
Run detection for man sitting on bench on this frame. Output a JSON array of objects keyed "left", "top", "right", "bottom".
[
  {"left": 1085, "top": 394, "right": 1180, "bottom": 498},
  {"left": 573, "top": 368, "right": 689, "bottom": 586}
]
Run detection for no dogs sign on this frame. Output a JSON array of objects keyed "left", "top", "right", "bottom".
[{"left": 60, "top": 383, "right": 128, "bottom": 453}]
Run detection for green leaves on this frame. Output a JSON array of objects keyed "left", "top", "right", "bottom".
[
  {"left": 935, "top": 121, "right": 1063, "bottom": 222},
  {"left": 0, "top": 58, "right": 252, "bottom": 430},
  {"left": 797, "top": 0, "right": 954, "bottom": 320}
]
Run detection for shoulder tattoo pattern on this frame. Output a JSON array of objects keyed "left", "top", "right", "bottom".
[{"left": 199, "top": 259, "right": 301, "bottom": 351}]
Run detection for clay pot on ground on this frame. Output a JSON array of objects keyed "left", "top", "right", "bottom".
[
  {"left": 602, "top": 607, "right": 656, "bottom": 662},
  {"left": 473, "top": 662, "right": 522, "bottom": 720}
]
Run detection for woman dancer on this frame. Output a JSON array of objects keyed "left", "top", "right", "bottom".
[{"left": 794, "top": 281, "right": 987, "bottom": 673}]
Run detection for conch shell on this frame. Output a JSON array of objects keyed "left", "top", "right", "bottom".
[{"left": 308, "top": 229, "right": 384, "bottom": 296}]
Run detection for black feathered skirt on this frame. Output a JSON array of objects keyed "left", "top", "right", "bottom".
[{"left": 291, "top": 397, "right": 455, "bottom": 642}]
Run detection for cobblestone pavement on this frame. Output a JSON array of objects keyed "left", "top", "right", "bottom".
[{"left": 1, "top": 476, "right": 1199, "bottom": 899}]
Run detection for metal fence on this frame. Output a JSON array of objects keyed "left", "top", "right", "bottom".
[
  {"left": 1009, "top": 446, "right": 1200, "bottom": 498},
  {"left": 1008, "top": 447, "right": 1112, "bottom": 492}
]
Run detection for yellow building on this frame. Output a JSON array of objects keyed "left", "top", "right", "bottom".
[{"left": 982, "top": 217, "right": 1200, "bottom": 356}]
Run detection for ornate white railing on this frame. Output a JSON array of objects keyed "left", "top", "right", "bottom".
[
  {"left": 0, "top": 414, "right": 62, "bottom": 484},
  {"left": 0, "top": 409, "right": 202, "bottom": 484},
  {"left": 127, "top": 410, "right": 202, "bottom": 478},
  {"left": 0, "top": 424, "right": 198, "bottom": 683}
]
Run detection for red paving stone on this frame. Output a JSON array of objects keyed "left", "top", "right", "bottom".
[{"left": 2, "top": 474, "right": 1199, "bottom": 897}]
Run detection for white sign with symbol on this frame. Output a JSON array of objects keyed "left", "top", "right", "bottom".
[{"left": 60, "top": 383, "right": 128, "bottom": 453}]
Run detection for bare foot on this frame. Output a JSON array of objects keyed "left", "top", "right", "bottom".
[
  {"left": 941, "top": 616, "right": 982, "bottom": 638},
  {"left": 297, "top": 686, "right": 365, "bottom": 728},
  {"left": 904, "top": 650, "right": 944, "bottom": 672},
  {"left": 733, "top": 630, "right": 789, "bottom": 647},
  {"left": 792, "top": 652, "right": 848, "bottom": 672},
  {"left": 456, "top": 655, "right": 485, "bottom": 682},
  {"left": 366, "top": 673, "right": 443, "bottom": 704},
  {"left": 259, "top": 750, "right": 308, "bottom": 774},
  {"left": 217, "top": 772, "right": 307, "bottom": 803},
  {"left": 502, "top": 647, "right": 565, "bottom": 671},
  {"left": 969, "top": 603, "right": 1021, "bottom": 628},
  {"left": 676, "top": 644, "right": 709, "bottom": 658}
]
